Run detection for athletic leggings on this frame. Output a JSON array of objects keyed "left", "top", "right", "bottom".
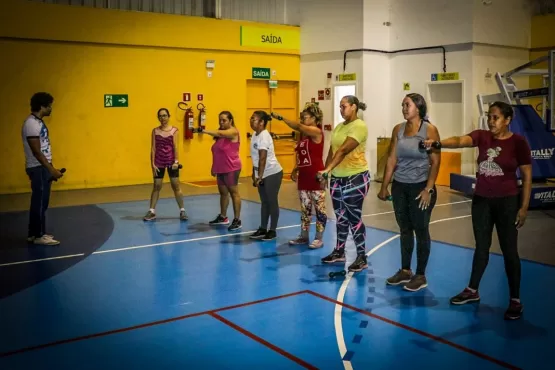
[
  {"left": 258, "top": 170, "right": 283, "bottom": 231},
  {"left": 330, "top": 170, "right": 371, "bottom": 255},
  {"left": 391, "top": 180, "right": 437, "bottom": 275},
  {"left": 469, "top": 194, "right": 521, "bottom": 298},
  {"left": 299, "top": 190, "right": 327, "bottom": 233}
]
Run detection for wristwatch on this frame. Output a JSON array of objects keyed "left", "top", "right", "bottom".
[{"left": 426, "top": 187, "right": 435, "bottom": 194}]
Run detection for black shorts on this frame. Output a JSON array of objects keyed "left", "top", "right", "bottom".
[
  {"left": 216, "top": 169, "right": 241, "bottom": 187},
  {"left": 154, "top": 166, "right": 179, "bottom": 179}
]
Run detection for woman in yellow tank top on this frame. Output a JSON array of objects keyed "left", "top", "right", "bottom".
[{"left": 317, "top": 95, "right": 370, "bottom": 273}]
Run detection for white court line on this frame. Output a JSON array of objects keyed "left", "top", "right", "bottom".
[
  {"left": 334, "top": 213, "right": 471, "bottom": 369},
  {"left": 0, "top": 200, "right": 471, "bottom": 268},
  {"left": 0, "top": 253, "right": 86, "bottom": 267},
  {"left": 0, "top": 223, "right": 301, "bottom": 267}
]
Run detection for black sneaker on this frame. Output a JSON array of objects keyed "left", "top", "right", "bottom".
[
  {"left": 386, "top": 269, "right": 413, "bottom": 286},
  {"left": 450, "top": 288, "right": 480, "bottom": 305},
  {"left": 228, "top": 218, "right": 242, "bottom": 231},
  {"left": 504, "top": 299, "right": 523, "bottom": 320},
  {"left": 321, "top": 249, "right": 346, "bottom": 263},
  {"left": 262, "top": 230, "right": 277, "bottom": 241},
  {"left": 403, "top": 275, "right": 428, "bottom": 292},
  {"left": 348, "top": 254, "right": 368, "bottom": 272},
  {"left": 249, "top": 228, "right": 267, "bottom": 239},
  {"left": 143, "top": 211, "right": 156, "bottom": 221},
  {"left": 209, "top": 214, "right": 229, "bottom": 225}
]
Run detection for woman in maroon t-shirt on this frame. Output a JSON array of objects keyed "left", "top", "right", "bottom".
[
  {"left": 271, "top": 103, "right": 327, "bottom": 248},
  {"left": 423, "top": 101, "right": 532, "bottom": 320}
]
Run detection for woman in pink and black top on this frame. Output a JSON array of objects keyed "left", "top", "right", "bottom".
[
  {"left": 272, "top": 103, "right": 327, "bottom": 248},
  {"left": 423, "top": 101, "right": 532, "bottom": 320},
  {"left": 144, "top": 108, "right": 187, "bottom": 221},
  {"left": 200, "top": 111, "right": 242, "bottom": 231}
]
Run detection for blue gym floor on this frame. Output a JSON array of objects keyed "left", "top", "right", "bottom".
[{"left": 0, "top": 194, "right": 553, "bottom": 369}]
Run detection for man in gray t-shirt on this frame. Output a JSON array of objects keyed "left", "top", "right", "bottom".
[{"left": 22, "top": 92, "right": 64, "bottom": 246}]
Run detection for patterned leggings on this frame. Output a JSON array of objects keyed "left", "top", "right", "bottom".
[
  {"left": 330, "top": 171, "right": 371, "bottom": 255},
  {"left": 299, "top": 190, "right": 327, "bottom": 233}
]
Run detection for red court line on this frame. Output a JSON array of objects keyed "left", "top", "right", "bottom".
[
  {"left": 209, "top": 312, "right": 317, "bottom": 370},
  {"left": 0, "top": 290, "right": 306, "bottom": 359},
  {"left": 305, "top": 290, "right": 521, "bottom": 370}
]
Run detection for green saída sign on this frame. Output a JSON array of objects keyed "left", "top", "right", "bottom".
[
  {"left": 104, "top": 94, "right": 128, "bottom": 108},
  {"left": 252, "top": 67, "right": 270, "bottom": 79}
]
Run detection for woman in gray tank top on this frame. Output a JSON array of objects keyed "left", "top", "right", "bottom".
[{"left": 378, "top": 93, "right": 441, "bottom": 292}]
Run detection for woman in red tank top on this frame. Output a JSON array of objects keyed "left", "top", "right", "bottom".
[{"left": 271, "top": 103, "right": 327, "bottom": 248}]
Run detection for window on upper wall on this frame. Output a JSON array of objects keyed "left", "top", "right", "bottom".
[
  {"left": 29, "top": 0, "right": 214, "bottom": 18},
  {"left": 27, "top": 0, "right": 300, "bottom": 25}
]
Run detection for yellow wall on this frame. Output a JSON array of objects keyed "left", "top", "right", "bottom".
[
  {"left": 0, "top": 1, "right": 300, "bottom": 194},
  {"left": 528, "top": 14, "right": 555, "bottom": 116}
]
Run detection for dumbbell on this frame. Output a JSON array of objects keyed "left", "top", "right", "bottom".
[
  {"left": 49, "top": 168, "right": 66, "bottom": 183},
  {"left": 163, "top": 164, "right": 183, "bottom": 169},
  {"left": 191, "top": 127, "right": 204, "bottom": 133},
  {"left": 329, "top": 270, "right": 347, "bottom": 278},
  {"left": 419, "top": 140, "right": 441, "bottom": 151},
  {"left": 315, "top": 172, "right": 329, "bottom": 181}
]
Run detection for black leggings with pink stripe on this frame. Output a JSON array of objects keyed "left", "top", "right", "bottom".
[{"left": 330, "top": 170, "right": 371, "bottom": 256}]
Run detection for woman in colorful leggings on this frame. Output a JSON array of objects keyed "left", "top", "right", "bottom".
[
  {"left": 271, "top": 103, "right": 327, "bottom": 249},
  {"left": 423, "top": 101, "right": 532, "bottom": 320},
  {"left": 318, "top": 95, "right": 370, "bottom": 272}
]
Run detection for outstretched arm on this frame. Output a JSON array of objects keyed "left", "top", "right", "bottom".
[
  {"left": 203, "top": 127, "right": 238, "bottom": 139},
  {"left": 272, "top": 113, "right": 322, "bottom": 140},
  {"left": 424, "top": 135, "right": 474, "bottom": 149}
]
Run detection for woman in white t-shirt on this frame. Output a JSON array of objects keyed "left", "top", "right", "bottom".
[{"left": 249, "top": 110, "right": 283, "bottom": 241}]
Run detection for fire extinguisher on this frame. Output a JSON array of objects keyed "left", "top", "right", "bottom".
[
  {"left": 197, "top": 103, "right": 206, "bottom": 131},
  {"left": 179, "top": 102, "right": 195, "bottom": 140}
]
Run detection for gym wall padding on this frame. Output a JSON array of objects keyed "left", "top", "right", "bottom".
[{"left": 0, "top": 1, "right": 300, "bottom": 194}]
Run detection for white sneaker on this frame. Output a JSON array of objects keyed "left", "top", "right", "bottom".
[
  {"left": 33, "top": 235, "right": 60, "bottom": 246},
  {"left": 27, "top": 234, "right": 54, "bottom": 242},
  {"left": 309, "top": 239, "right": 324, "bottom": 249}
]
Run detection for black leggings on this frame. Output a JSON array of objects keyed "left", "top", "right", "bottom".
[
  {"left": 391, "top": 180, "right": 437, "bottom": 275},
  {"left": 469, "top": 194, "right": 521, "bottom": 298},
  {"left": 258, "top": 171, "right": 283, "bottom": 231}
]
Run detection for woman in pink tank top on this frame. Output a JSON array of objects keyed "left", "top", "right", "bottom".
[
  {"left": 143, "top": 108, "right": 187, "bottom": 222},
  {"left": 198, "top": 111, "right": 242, "bottom": 231}
]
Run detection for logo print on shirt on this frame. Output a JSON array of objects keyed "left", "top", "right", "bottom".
[
  {"left": 478, "top": 147, "right": 504, "bottom": 177},
  {"left": 39, "top": 123, "right": 51, "bottom": 156},
  {"left": 296, "top": 139, "right": 312, "bottom": 167}
]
